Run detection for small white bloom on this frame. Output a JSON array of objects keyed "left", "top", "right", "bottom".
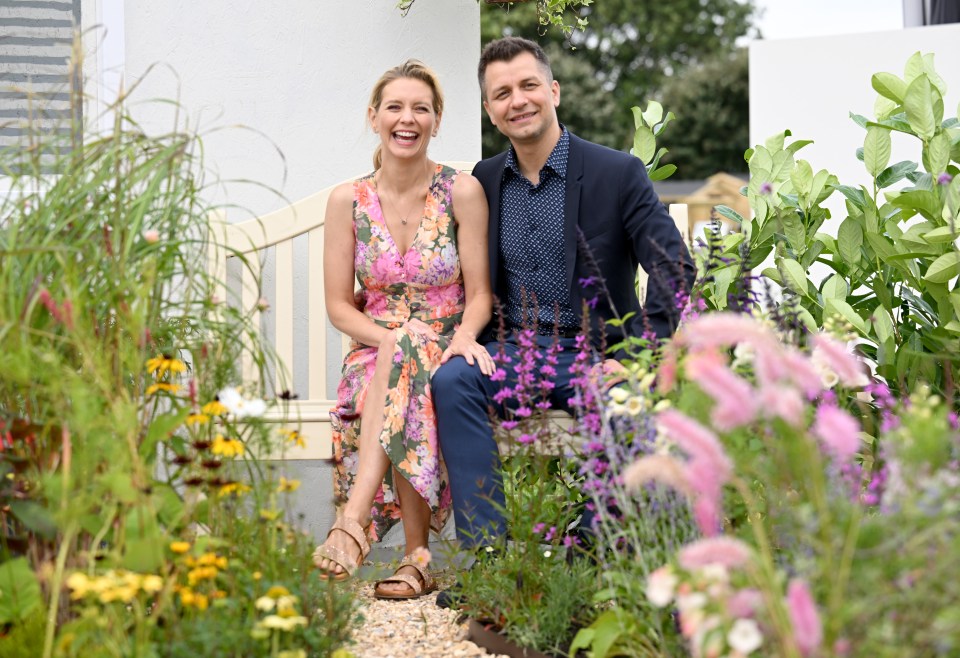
[
  {"left": 624, "top": 396, "right": 645, "bottom": 416},
  {"left": 254, "top": 596, "right": 275, "bottom": 612},
  {"left": 675, "top": 592, "right": 707, "bottom": 612},
  {"left": 727, "top": 618, "right": 763, "bottom": 654},
  {"left": 645, "top": 566, "right": 678, "bottom": 608},
  {"left": 732, "top": 341, "right": 755, "bottom": 369},
  {"left": 609, "top": 387, "right": 630, "bottom": 403},
  {"left": 638, "top": 372, "right": 656, "bottom": 390},
  {"left": 543, "top": 550, "right": 552, "bottom": 558},
  {"left": 700, "top": 564, "right": 729, "bottom": 583},
  {"left": 143, "top": 229, "right": 160, "bottom": 243}
]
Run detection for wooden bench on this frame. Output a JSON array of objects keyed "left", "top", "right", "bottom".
[{"left": 207, "top": 162, "right": 690, "bottom": 459}]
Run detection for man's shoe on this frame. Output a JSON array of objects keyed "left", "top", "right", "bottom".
[{"left": 435, "top": 581, "right": 463, "bottom": 609}]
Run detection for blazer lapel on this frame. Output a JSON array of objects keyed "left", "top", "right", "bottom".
[
  {"left": 564, "top": 135, "right": 584, "bottom": 294},
  {"left": 485, "top": 164, "right": 504, "bottom": 296}
]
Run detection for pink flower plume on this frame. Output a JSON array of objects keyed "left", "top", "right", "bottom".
[
  {"left": 786, "top": 579, "right": 822, "bottom": 657},
  {"left": 812, "top": 404, "right": 861, "bottom": 461},
  {"left": 677, "top": 537, "right": 753, "bottom": 570}
]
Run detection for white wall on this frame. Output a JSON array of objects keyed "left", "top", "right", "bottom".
[
  {"left": 120, "top": 0, "right": 481, "bottom": 218},
  {"left": 750, "top": 24, "right": 960, "bottom": 234}
]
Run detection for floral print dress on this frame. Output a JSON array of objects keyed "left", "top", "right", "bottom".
[{"left": 331, "top": 164, "right": 462, "bottom": 541}]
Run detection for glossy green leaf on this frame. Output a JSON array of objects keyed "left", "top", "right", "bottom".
[
  {"left": 924, "top": 251, "right": 960, "bottom": 283},
  {"left": 921, "top": 226, "right": 957, "bottom": 243},
  {"left": 864, "top": 126, "right": 892, "bottom": 177},
  {"left": 871, "top": 305, "right": 895, "bottom": 344},
  {"left": 924, "top": 131, "right": 951, "bottom": 175},
  {"left": 821, "top": 274, "right": 849, "bottom": 300},
  {"left": 904, "top": 74, "right": 936, "bottom": 140},
  {"left": 648, "top": 164, "right": 677, "bottom": 181},
  {"left": 791, "top": 159, "right": 813, "bottom": 197},
  {"left": 837, "top": 217, "right": 863, "bottom": 264},
  {"left": 715, "top": 204, "right": 744, "bottom": 226},
  {"left": 765, "top": 129, "right": 791, "bottom": 152},
  {"left": 872, "top": 72, "right": 907, "bottom": 103},
  {"left": 632, "top": 126, "right": 655, "bottom": 163},
  {"left": 876, "top": 160, "right": 918, "bottom": 188},
  {"left": 780, "top": 258, "right": 809, "bottom": 297},
  {"left": 641, "top": 100, "right": 663, "bottom": 127},
  {"left": 825, "top": 298, "right": 867, "bottom": 334}
]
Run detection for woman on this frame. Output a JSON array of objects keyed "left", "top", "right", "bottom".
[{"left": 314, "top": 60, "right": 493, "bottom": 600}]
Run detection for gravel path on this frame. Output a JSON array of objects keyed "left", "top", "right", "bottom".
[{"left": 346, "top": 564, "right": 507, "bottom": 658}]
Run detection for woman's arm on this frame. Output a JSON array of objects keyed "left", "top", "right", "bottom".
[
  {"left": 323, "top": 182, "right": 392, "bottom": 348},
  {"left": 441, "top": 173, "right": 494, "bottom": 373}
]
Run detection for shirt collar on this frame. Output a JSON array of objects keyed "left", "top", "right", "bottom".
[{"left": 503, "top": 125, "right": 569, "bottom": 181}]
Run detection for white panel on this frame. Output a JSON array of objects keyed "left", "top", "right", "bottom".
[
  {"left": 274, "top": 240, "right": 294, "bottom": 393},
  {"left": 240, "top": 252, "right": 262, "bottom": 385},
  {"left": 307, "top": 228, "right": 325, "bottom": 400}
]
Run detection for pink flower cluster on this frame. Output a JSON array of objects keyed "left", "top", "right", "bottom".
[{"left": 625, "top": 410, "right": 730, "bottom": 536}]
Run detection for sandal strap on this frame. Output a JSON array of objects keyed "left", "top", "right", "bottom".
[
  {"left": 328, "top": 516, "right": 371, "bottom": 557},
  {"left": 312, "top": 516, "right": 371, "bottom": 576},
  {"left": 398, "top": 555, "right": 434, "bottom": 590},
  {"left": 376, "top": 572, "right": 423, "bottom": 594},
  {"left": 312, "top": 543, "right": 361, "bottom": 576}
]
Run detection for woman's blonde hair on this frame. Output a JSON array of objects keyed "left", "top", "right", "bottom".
[{"left": 369, "top": 59, "right": 444, "bottom": 170}]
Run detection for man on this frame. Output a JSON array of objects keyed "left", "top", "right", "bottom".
[{"left": 432, "top": 36, "right": 694, "bottom": 592}]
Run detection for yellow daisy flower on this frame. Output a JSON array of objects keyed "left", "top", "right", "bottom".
[
  {"left": 169, "top": 541, "right": 191, "bottom": 554},
  {"left": 146, "top": 354, "right": 187, "bottom": 379},
  {"left": 277, "top": 476, "right": 301, "bottom": 493},
  {"left": 217, "top": 482, "right": 252, "bottom": 497},
  {"left": 202, "top": 400, "right": 229, "bottom": 416},
  {"left": 186, "top": 413, "right": 210, "bottom": 426},
  {"left": 278, "top": 428, "right": 305, "bottom": 449},
  {"left": 146, "top": 382, "right": 182, "bottom": 396},
  {"left": 211, "top": 434, "right": 244, "bottom": 458}
]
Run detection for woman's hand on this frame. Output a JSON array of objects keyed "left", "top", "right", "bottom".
[
  {"left": 401, "top": 318, "right": 440, "bottom": 343},
  {"left": 440, "top": 329, "right": 495, "bottom": 376}
]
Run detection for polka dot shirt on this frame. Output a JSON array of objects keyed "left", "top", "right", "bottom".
[{"left": 498, "top": 128, "right": 579, "bottom": 333}]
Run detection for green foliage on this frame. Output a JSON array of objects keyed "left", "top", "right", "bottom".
[
  {"left": 718, "top": 51, "right": 960, "bottom": 399},
  {"left": 659, "top": 48, "right": 750, "bottom": 179},
  {"left": 0, "top": 44, "right": 356, "bottom": 657},
  {"left": 481, "top": 0, "right": 757, "bottom": 162},
  {"left": 0, "top": 558, "right": 42, "bottom": 625}
]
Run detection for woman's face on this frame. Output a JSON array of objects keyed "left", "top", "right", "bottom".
[{"left": 369, "top": 78, "right": 441, "bottom": 163}]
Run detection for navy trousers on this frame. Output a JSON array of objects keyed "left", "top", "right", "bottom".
[{"left": 432, "top": 334, "right": 582, "bottom": 548}]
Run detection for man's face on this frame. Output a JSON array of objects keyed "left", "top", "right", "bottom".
[{"left": 482, "top": 52, "right": 560, "bottom": 147}]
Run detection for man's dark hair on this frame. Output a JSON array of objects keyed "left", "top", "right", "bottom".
[{"left": 478, "top": 36, "right": 553, "bottom": 98}]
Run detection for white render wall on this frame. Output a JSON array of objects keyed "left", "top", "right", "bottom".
[
  {"left": 121, "top": 0, "right": 482, "bottom": 218},
  {"left": 749, "top": 24, "right": 960, "bottom": 231}
]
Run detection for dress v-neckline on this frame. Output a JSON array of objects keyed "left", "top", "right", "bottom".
[{"left": 372, "top": 165, "right": 438, "bottom": 256}]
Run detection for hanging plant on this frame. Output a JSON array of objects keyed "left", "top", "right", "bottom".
[{"left": 396, "top": 0, "right": 592, "bottom": 34}]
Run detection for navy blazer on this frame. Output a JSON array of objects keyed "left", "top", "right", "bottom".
[{"left": 472, "top": 132, "right": 695, "bottom": 353}]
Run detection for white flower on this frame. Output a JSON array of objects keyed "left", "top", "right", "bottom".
[
  {"left": 645, "top": 566, "right": 678, "bottom": 608},
  {"left": 700, "top": 564, "right": 729, "bottom": 583},
  {"left": 254, "top": 596, "right": 275, "bottom": 612},
  {"left": 259, "top": 614, "right": 308, "bottom": 631},
  {"left": 218, "top": 386, "right": 267, "bottom": 419},
  {"left": 727, "top": 618, "right": 763, "bottom": 654},
  {"left": 732, "top": 341, "right": 755, "bottom": 369},
  {"left": 676, "top": 592, "right": 707, "bottom": 612},
  {"left": 624, "top": 396, "right": 645, "bottom": 416},
  {"left": 143, "top": 229, "right": 160, "bottom": 243},
  {"left": 609, "top": 386, "right": 630, "bottom": 403},
  {"left": 543, "top": 550, "right": 552, "bottom": 558}
]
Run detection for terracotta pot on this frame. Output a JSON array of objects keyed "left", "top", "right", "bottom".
[{"left": 466, "top": 619, "right": 553, "bottom": 658}]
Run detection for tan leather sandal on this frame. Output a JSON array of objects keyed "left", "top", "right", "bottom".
[
  {"left": 373, "top": 554, "right": 436, "bottom": 600},
  {"left": 312, "top": 516, "right": 370, "bottom": 582}
]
